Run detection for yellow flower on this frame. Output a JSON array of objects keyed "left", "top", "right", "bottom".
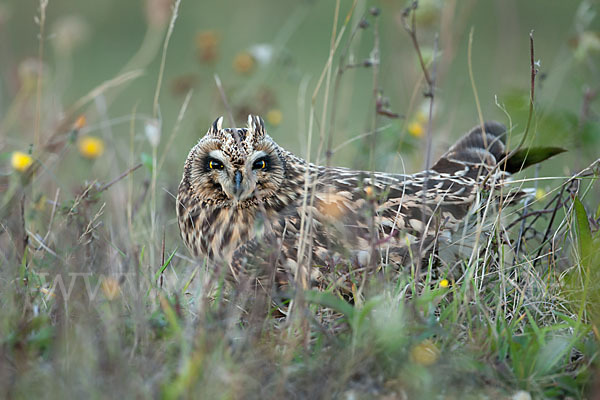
[
  {"left": 233, "top": 51, "right": 255, "bottom": 74},
  {"left": 318, "top": 193, "right": 348, "bottom": 219},
  {"left": 410, "top": 339, "right": 440, "bottom": 366},
  {"left": 407, "top": 121, "right": 424, "bottom": 138},
  {"left": 73, "top": 115, "right": 87, "bottom": 131},
  {"left": 11, "top": 151, "right": 33, "bottom": 172},
  {"left": 439, "top": 279, "right": 449, "bottom": 288},
  {"left": 195, "top": 30, "right": 219, "bottom": 63},
  {"left": 535, "top": 188, "right": 546, "bottom": 201},
  {"left": 40, "top": 287, "right": 56, "bottom": 298},
  {"left": 78, "top": 136, "right": 104, "bottom": 159},
  {"left": 266, "top": 109, "right": 283, "bottom": 126},
  {"left": 101, "top": 277, "right": 120, "bottom": 300}
]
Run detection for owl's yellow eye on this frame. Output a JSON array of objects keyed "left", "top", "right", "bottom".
[
  {"left": 208, "top": 159, "right": 224, "bottom": 170},
  {"left": 252, "top": 158, "right": 268, "bottom": 170}
]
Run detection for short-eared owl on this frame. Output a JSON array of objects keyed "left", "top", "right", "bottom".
[{"left": 177, "top": 115, "right": 558, "bottom": 291}]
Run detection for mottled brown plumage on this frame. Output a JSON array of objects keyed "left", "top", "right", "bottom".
[{"left": 177, "top": 115, "right": 519, "bottom": 292}]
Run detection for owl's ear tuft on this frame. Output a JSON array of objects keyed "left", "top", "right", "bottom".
[
  {"left": 247, "top": 115, "right": 266, "bottom": 138},
  {"left": 209, "top": 116, "right": 224, "bottom": 134}
]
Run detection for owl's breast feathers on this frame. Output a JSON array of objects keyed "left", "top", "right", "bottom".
[{"left": 177, "top": 119, "right": 562, "bottom": 288}]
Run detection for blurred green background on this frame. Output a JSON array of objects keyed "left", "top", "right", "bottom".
[
  {"left": 1, "top": 0, "right": 599, "bottom": 199},
  {"left": 1, "top": 2, "right": 599, "bottom": 397}
]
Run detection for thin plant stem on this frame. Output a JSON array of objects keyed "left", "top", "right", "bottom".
[
  {"left": 468, "top": 27, "right": 486, "bottom": 134},
  {"left": 152, "top": 0, "right": 182, "bottom": 118},
  {"left": 158, "top": 89, "right": 193, "bottom": 171},
  {"left": 34, "top": 0, "right": 49, "bottom": 153}
]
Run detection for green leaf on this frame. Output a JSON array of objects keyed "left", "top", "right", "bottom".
[
  {"left": 154, "top": 248, "right": 178, "bottom": 282},
  {"left": 355, "top": 296, "right": 382, "bottom": 331},
  {"left": 141, "top": 152, "right": 153, "bottom": 173},
  {"left": 525, "top": 309, "right": 544, "bottom": 346},
  {"left": 534, "top": 335, "right": 571, "bottom": 376},
  {"left": 304, "top": 290, "right": 355, "bottom": 320},
  {"left": 505, "top": 146, "right": 567, "bottom": 173},
  {"left": 574, "top": 196, "right": 592, "bottom": 259},
  {"left": 146, "top": 248, "right": 178, "bottom": 297}
]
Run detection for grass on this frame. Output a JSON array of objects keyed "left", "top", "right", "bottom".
[{"left": 1, "top": 1, "right": 600, "bottom": 399}]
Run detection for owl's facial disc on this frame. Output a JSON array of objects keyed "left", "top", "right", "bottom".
[{"left": 193, "top": 116, "right": 284, "bottom": 205}]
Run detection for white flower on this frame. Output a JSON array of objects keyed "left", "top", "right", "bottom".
[
  {"left": 512, "top": 391, "right": 532, "bottom": 400},
  {"left": 249, "top": 43, "right": 274, "bottom": 65},
  {"left": 145, "top": 119, "right": 161, "bottom": 148}
]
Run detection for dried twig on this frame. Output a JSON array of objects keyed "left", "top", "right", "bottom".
[
  {"left": 214, "top": 74, "right": 237, "bottom": 132},
  {"left": 401, "top": 2, "right": 433, "bottom": 91},
  {"left": 533, "top": 180, "right": 573, "bottom": 268},
  {"left": 483, "top": 31, "right": 538, "bottom": 186},
  {"left": 98, "top": 163, "right": 143, "bottom": 193},
  {"left": 401, "top": 2, "right": 439, "bottom": 279}
]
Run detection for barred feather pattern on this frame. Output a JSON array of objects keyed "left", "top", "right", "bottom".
[{"left": 177, "top": 116, "right": 513, "bottom": 292}]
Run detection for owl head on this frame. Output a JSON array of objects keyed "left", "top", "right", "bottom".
[{"left": 182, "top": 115, "right": 287, "bottom": 205}]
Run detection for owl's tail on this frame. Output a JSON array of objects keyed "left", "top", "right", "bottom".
[
  {"left": 431, "top": 121, "right": 565, "bottom": 180},
  {"left": 429, "top": 122, "right": 564, "bottom": 266}
]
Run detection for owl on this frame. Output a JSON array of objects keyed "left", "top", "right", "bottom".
[{"left": 177, "top": 115, "right": 558, "bottom": 293}]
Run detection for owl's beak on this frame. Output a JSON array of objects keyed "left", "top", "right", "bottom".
[{"left": 233, "top": 170, "right": 243, "bottom": 196}]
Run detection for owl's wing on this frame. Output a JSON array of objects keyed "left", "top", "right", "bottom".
[{"left": 307, "top": 122, "right": 514, "bottom": 269}]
